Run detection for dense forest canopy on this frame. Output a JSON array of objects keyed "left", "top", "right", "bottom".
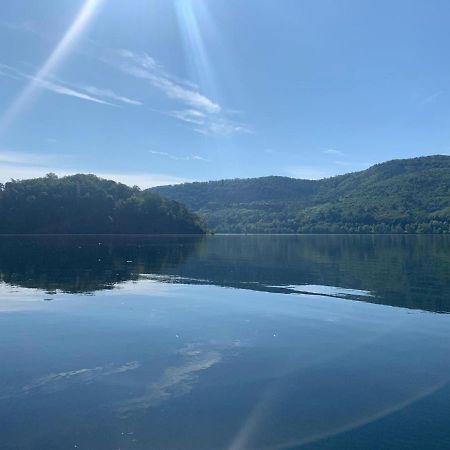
[
  {"left": 0, "top": 174, "right": 206, "bottom": 234},
  {"left": 153, "top": 155, "right": 450, "bottom": 234}
]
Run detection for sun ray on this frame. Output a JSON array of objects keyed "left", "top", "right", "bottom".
[
  {"left": 0, "top": 0, "right": 104, "bottom": 135},
  {"left": 174, "top": 0, "right": 218, "bottom": 103},
  {"left": 174, "top": 0, "right": 231, "bottom": 172}
]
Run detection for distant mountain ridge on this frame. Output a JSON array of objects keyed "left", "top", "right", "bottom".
[{"left": 152, "top": 155, "right": 450, "bottom": 233}]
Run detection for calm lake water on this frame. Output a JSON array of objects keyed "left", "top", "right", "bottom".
[{"left": 0, "top": 235, "right": 450, "bottom": 450}]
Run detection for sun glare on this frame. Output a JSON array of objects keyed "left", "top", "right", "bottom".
[
  {"left": 0, "top": 0, "right": 104, "bottom": 136},
  {"left": 174, "top": 0, "right": 217, "bottom": 100}
]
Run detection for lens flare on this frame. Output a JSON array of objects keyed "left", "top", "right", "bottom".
[
  {"left": 174, "top": 0, "right": 217, "bottom": 101},
  {"left": 174, "top": 0, "right": 230, "bottom": 171},
  {"left": 0, "top": 0, "right": 104, "bottom": 135}
]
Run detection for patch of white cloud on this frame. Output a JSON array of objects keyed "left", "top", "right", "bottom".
[
  {"left": 83, "top": 86, "right": 142, "bottom": 105},
  {"left": 0, "top": 164, "right": 63, "bottom": 183},
  {"left": 104, "top": 49, "right": 249, "bottom": 136},
  {"left": 286, "top": 166, "right": 336, "bottom": 180},
  {"left": 287, "top": 160, "right": 373, "bottom": 180},
  {"left": 0, "top": 156, "right": 192, "bottom": 188},
  {"left": 323, "top": 148, "right": 345, "bottom": 157},
  {"left": 0, "top": 62, "right": 27, "bottom": 81},
  {"left": 170, "top": 108, "right": 250, "bottom": 136},
  {"left": 0, "top": 149, "right": 57, "bottom": 166},
  {"left": 115, "top": 49, "right": 159, "bottom": 70},
  {"left": 149, "top": 149, "right": 210, "bottom": 162},
  {"left": 199, "top": 118, "right": 251, "bottom": 137},
  {"left": 153, "top": 76, "right": 220, "bottom": 114},
  {"left": 97, "top": 171, "right": 192, "bottom": 188},
  {"left": 30, "top": 76, "right": 113, "bottom": 105},
  {"left": 422, "top": 91, "right": 444, "bottom": 105},
  {"left": 0, "top": 63, "right": 141, "bottom": 107},
  {"left": 171, "top": 109, "right": 206, "bottom": 125},
  {"left": 107, "top": 49, "right": 220, "bottom": 113}
]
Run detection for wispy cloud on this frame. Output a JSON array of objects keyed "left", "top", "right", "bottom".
[
  {"left": 171, "top": 109, "right": 206, "bottom": 125},
  {"left": 199, "top": 118, "right": 251, "bottom": 136},
  {"left": 99, "top": 171, "right": 193, "bottom": 188},
  {"left": 287, "top": 165, "right": 336, "bottom": 180},
  {"left": 287, "top": 161, "right": 372, "bottom": 180},
  {"left": 153, "top": 76, "right": 220, "bottom": 114},
  {"left": 0, "top": 151, "right": 192, "bottom": 188},
  {"left": 103, "top": 49, "right": 250, "bottom": 136},
  {"left": 323, "top": 148, "right": 345, "bottom": 157},
  {"left": 422, "top": 91, "right": 444, "bottom": 105},
  {"left": 0, "top": 63, "right": 26, "bottom": 81},
  {"left": 149, "top": 149, "right": 210, "bottom": 162},
  {"left": 83, "top": 86, "right": 142, "bottom": 105},
  {"left": 108, "top": 49, "right": 220, "bottom": 113},
  {"left": 0, "top": 20, "right": 41, "bottom": 35},
  {"left": 31, "top": 76, "right": 113, "bottom": 105},
  {"left": 0, "top": 149, "right": 57, "bottom": 166},
  {"left": 321, "top": 149, "right": 372, "bottom": 172},
  {"left": 170, "top": 108, "right": 250, "bottom": 136},
  {"left": 0, "top": 63, "right": 140, "bottom": 107}
]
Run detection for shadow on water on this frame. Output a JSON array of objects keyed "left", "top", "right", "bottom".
[
  {"left": 0, "top": 235, "right": 202, "bottom": 293},
  {"left": 0, "top": 234, "right": 449, "bottom": 312}
]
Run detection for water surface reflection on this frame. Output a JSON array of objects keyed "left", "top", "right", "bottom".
[
  {"left": 0, "top": 235, "right": 449, "bottom": 312},
  {"left": 1, "top": 236, "right": 450, "bottom": 449}
]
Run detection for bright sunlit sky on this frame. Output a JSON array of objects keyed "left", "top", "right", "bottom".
[{"left": 1, "top": 0, "right": 449, "bottom": 187}]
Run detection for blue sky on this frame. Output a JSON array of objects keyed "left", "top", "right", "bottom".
[{"left": 1, "top": 0, "right": 449, "bottom": 187}]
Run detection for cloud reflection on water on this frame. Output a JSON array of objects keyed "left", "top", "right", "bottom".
[
  {"left": 0, "top": 361, "right": 140, "bottom": 400},
  {"left": 117, "top": 343, "right": 223, "bottom": 417}
]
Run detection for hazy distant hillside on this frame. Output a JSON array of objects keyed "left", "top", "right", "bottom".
[
  {"left": 152, "top": 155, "right": 450, "bottom": 234},
  {"left": 0, "top": 174, "right": 206, "bottom": 234}
]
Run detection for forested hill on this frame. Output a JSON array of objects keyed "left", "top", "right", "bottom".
[
  {"left": 152, "top": 155, "right": 450, "bottom": 234},
  {"left": 0, "top": 174, "right": 206, "bottom": 234}
]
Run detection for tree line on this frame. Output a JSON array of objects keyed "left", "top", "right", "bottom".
[
  {"left": 153, "top": 155, "right": 450, "bottom": 234},
  {"left": 0, "top": 173, "right": 206, "bottom": 234}
]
